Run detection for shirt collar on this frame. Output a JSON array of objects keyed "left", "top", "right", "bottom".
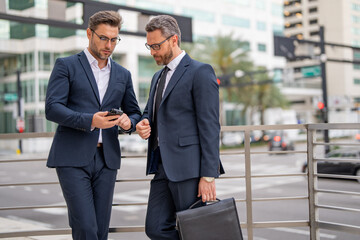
[
  {"left": 84, "top": 48, "right": 111, "bottom": 70},
  {"left": 166, "top": 50, "right": 186, "bottom": 71}
]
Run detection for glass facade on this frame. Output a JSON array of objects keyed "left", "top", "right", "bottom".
[
  {"left": 222, "top": 15, "right": 250, "bottom": 28},
  {"left": 182, "top": 8, "right": 215, "bottom": 23}
]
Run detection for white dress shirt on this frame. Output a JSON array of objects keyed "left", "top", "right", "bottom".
[
  {"left": 153, "top": 50, "right": 186, "bottom": 109},
  {"left": 84, "top": 48, "right": 111, "bottom": 143}
]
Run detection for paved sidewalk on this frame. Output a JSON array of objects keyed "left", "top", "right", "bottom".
[{"left": 0, "top": 217, "right": 71, "bottom": 240}]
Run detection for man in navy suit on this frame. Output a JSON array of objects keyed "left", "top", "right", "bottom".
[
  {"left": 45, "top": 11, "right": 141, "bottom": 240},
  {"left": 136, "top": 15, "right": 224, "bottom": 239}
]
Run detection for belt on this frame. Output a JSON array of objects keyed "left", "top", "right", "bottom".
[{"left": 97, "top": 143, "right": 103, "bottom": 148}]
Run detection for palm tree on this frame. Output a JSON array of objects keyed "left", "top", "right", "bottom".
[{"left": 184, "top": 34, "right": 289, "bottom": 133}]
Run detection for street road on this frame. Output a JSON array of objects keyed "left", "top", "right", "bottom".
[{"left": 0, "top": 143, "right": 359, "bottom": 240}]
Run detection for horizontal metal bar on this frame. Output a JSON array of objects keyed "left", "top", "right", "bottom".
[
  {"left": 253, "top": 150, "right": 307, "bottom": 154},
  {"left": 218, "top": 175, "right": 245, "bottom": 179},
  {"left": 316, "top": 173, "right": 360, "bottom": 180},
  {"left": 0, "top": 204, "right": 67, "bottom": 211},
  {"left": 0, "top": 132, "right": 54, "bottom": 140},
  {"left": 314, "top": 157, "right": 360, "bottom": 163},
  {"left": 318, "top": 221, "right": 360, "bottom": 235},
  {"left": 252, "top": 196, "right": 309, "bottom": 202},
  {"left": 316, "top": 189, "right": 360, "bottom": 196},
  {"left": 252, "top": 173, "right": 306, "bottom": 178},
  {"left": 313, "top": 142, "right": 360, "bottom": 146},
  {"left": 252, "top": 220, "right": 309, "bottom": 228},
  {"left": 0, "top": 226, "right": 145, "bottom": 238},
  {"left": 307, "top": 123, "right": 360, "bottom": 130},
  {"left": 221, "top": 124, "right": 306, "bottom": 131},
  {"left": 316, "top": 204, "right": 360, "bottom": 213},
  {"left": 0, "top": 158, "right": 47, "bottom": 163}
]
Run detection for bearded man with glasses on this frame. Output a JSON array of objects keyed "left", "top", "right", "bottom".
[
  {"left": 136, "top": 15, "right": 224, "bottom": 240},
  {"left": 45, "top": 10, "right": 141, "bottom": 239}
]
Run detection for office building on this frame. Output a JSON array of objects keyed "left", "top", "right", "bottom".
[
  {"left": 0, "top": 0, "right": 285, "bottom": 133},
  {"left": 283, "top": 0, "right": 360, "bottom": 123}
]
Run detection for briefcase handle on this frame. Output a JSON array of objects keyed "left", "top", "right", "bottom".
[{"left": 188, "top": 198, "right": 221, "bottom": 209}]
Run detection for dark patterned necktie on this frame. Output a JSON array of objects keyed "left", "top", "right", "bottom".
[{"left": 151, "top": 66, "right": 169, "bottom": 150}]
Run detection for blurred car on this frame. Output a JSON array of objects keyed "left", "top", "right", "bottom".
[
  {"left": 119, "top": 135, "right": 148, "bottom": 153},
  {"left": 302, "top": 148, "right": 360, "bottom": 183},
  {"left": 221, "top": 132, "right": 243, "bottom": 147},
  {"left": 268, "top": 131, "right": 295, "bottom": 152}
]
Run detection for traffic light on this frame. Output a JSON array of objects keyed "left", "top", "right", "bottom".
[{"left": 317, "top": 101, "right": 325, "bottom": 110}]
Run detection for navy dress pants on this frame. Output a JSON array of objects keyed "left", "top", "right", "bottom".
[
  {"left": 56, "top": 147, "right": 117, "bottom": 240},
  {"left": 145, "top": 162, "right": 199, "bottom": 240}
]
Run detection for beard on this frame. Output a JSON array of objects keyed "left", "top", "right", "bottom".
[
  {"left": 154, "top": 44, "right": 173, "bottom": 66},
  {"left": 89, "top": 39, "right": 113, "bottom": 61}
]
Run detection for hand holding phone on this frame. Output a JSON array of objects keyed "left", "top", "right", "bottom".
[
  {"left": 106, "top": 108, "right": 123, "bottom": 116},
  {"left": 106, "top": 109, "right": 123, "bottom": 121}
]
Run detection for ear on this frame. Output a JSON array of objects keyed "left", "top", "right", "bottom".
[
  {"left": 172, "top": 35, "right": 179, "bottom": 46},
  {"left": 86, "top": 28, "right": 92, "bottom": 40}
]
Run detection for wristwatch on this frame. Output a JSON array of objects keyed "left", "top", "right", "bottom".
[{"left": 202, "top": 177, "right": 215, "bottom": 183}]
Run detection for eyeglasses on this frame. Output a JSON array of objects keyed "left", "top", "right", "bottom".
[
  {"left": 90, "top": 29, "right": 121, "bottom": 45},
  {"left": 145, "top": 35, "right": 174, "bottom": 50}
]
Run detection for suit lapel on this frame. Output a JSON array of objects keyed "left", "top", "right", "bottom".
[
  {"left": 161, "top": 54, "right": 190, "bottom": 103},
  {"left": 148, "top": 70, "right": 162, "bottom": 121},
  {"left": 78, "top": 52, "right": 100, "bottom": 104}
]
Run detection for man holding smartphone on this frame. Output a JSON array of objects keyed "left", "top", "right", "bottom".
[{"left": 45, "top": 11, "right": 141, "bottom": 239}]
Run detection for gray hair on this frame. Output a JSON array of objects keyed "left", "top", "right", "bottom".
[
  {"left": 145, "top": 15, "right": 181, "bottom": 46},
  {"left": 88, "top": 11, "right": 123, "bottom": 32}
]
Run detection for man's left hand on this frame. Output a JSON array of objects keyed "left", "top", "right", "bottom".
[
  {"left": 115, "top": 113, "right": 132, "bottom": 131},
  {"left": 198, "top": 178, "right": 216, "bottom": 202}
]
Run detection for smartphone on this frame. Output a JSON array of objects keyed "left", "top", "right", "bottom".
[{"left": 106, "top": 108, "right": 123, "bottom": 117}]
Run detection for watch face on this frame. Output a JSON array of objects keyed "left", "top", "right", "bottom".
[{"left": 204, "top": 177, "right": 214, "bottom": 182}]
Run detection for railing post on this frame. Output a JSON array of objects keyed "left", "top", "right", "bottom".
[
  {"left": 307, "top": 126, "right": 319, "bottom": 240},
  {"left": 244, "top": 129, "right": 253, "bottom": 240}
]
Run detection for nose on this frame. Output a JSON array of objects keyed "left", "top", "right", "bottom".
[
  {"left": 105, "top": 40, "right": 112, "bottom": 48},
  {"left": 150, "top": 48, "right": 157, "bottom": 55}
]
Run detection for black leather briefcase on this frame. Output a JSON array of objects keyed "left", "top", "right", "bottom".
[{"left": 176, "top": 198, "right": 243, "bottom": 240}]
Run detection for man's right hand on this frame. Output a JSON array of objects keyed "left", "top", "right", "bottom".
[
  {"left": 91, "top": 111, "right": 120, "bottom": 129},
  {"left": 136, "top": 119, "right": 151, "bottom": 139}
]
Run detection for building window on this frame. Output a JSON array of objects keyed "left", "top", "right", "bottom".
[
  {"left": 138, "top": 56, "right": 161, "bottom": 78},
  {"left": 272, "top": 3, "right": 283, "bottom": 17},
  {"left": 352, "top": 3, "right": 360, "bottom": 11},
  {"left": 256, "top": 0, "right": 266, "bottom": 10},
  {"left": 257, "top": 43, "right": 266, "bottom": 52},
  {"left": 352, "top": 27, "right": 360, "bottom": 36},
  {"left": 352, "top": 15, "right": 360, "bottom": 23},
  {"left": 309, "top": 7, "right": 318, "bottom": 13},
  {"left": 39, "top": 79, "right": 48, "bottom": 102},
  {"left": 272, "top": 24, "right": 284, "bottom": 36},
  {"left": 39, "top": 52, "right": 52, "bottom": 71},
  {"left": 182, "top": 8, "right": 215, "bottom": 22},
  {"left": 309, "top": 19, "right": 318, "bottom": 25},
  {"left": 256, "top": 21, "right": 266, "bottom": 31},
  {"left": 353, "top": 64, "right": 360, "bottom": 70},
  {"left": 310, "top": 31, "right": 319, "bottom": 36},
  {"left": 222, "top": 15, "right": 250, "bottom": 28},
  {"left": 135, "top": 0, "right": 174, "bottom": 13},
  {"left": 138, "top": 82, "right": 150, "bottom": 104},
  {"left": 354, "top": 78, "right": 360, "bottom": 84}
]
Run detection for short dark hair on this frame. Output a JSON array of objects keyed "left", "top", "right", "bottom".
[
  {"left": 145, "top": 15, "right": 181, "bottom": 46},
  {"left": 88, "top": 11, "right": 123, "bottom": 32}
]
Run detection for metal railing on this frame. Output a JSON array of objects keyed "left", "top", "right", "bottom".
[{"left": 0, "top": 123, "right": 360, "bottom": 239}]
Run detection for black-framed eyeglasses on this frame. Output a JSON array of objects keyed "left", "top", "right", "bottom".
[
  {"left": 145, "top": 35, "right": 174, "bottom": 50},
  {"left": 90, "top": 29, "right": 121, "bottom": 45}
]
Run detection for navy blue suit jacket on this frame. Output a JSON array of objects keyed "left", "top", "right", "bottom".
[
  {"left": 46, "top": 51, "right": 141, "bottom": 169},
  {"left": 142, "top": 54, "right": 224, "bottom": 182}
]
